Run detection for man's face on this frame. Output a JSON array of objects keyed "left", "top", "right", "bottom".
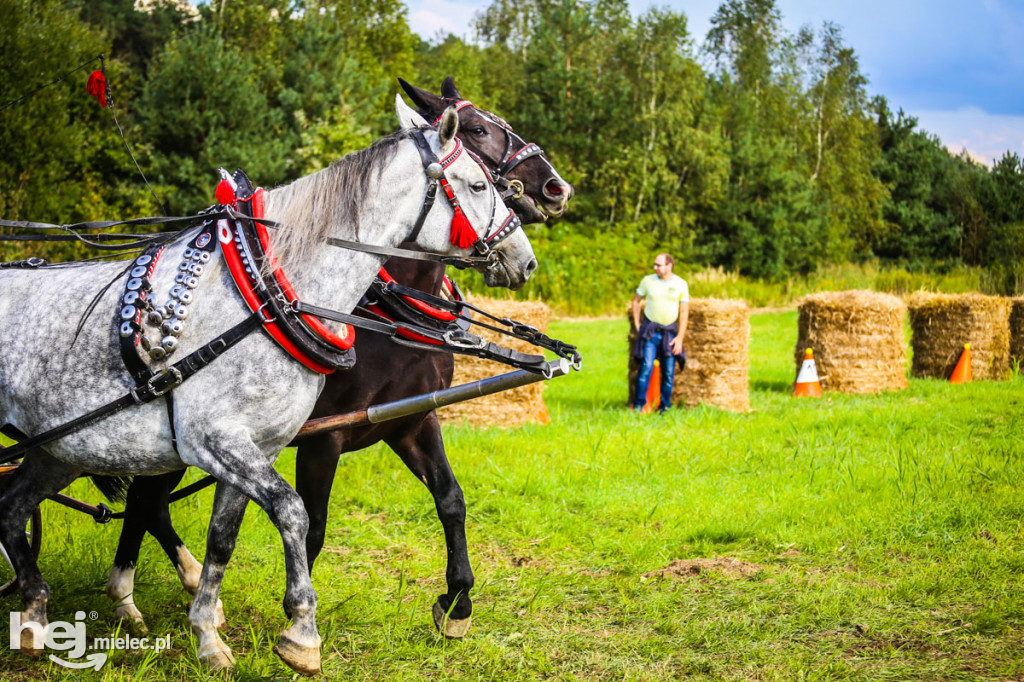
[{"left": 653, "top": 257, "right": 672, "bottom": 280}]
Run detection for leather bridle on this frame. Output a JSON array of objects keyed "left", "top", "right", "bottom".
[
  {"left": 406, "top": 126, "right": 522, "bottom": 261},
  {"left": 432, "top": 100, "right": 549, "bottom": 203}
]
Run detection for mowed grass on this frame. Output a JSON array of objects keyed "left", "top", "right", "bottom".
[{"left": 2, "top": 311, "right": 1023, "bottom": 680}]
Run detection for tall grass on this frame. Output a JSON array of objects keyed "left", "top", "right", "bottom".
[{"left": 2, "top": 312, "right": 1022, "bottom": 680}]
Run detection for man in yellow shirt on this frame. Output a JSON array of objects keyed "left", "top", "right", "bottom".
[{"left": 631, "top": 253, "right": 689, "bottom": 412}]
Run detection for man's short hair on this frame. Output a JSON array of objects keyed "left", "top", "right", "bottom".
[{"left": 658, "top": 253, "right": 675, "bottom": 267}]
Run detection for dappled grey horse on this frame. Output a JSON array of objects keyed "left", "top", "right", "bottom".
[
  {"left": 0, "top": 97, "right": 536, "bottom": 675},
  {"left": 101, "top": 76, "right": 573, "bottom": 640}
]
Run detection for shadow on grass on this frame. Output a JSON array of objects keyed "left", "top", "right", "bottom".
[
  {"left": 751, "top": 378, "right": 792, "bottom": 393},
  {"left": 684, "top": 526, "right": 755, "bottom": 545}
]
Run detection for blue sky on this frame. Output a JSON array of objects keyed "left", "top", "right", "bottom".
[{"left": 406, "top": 0, "right": 1024, "bottom": 165}]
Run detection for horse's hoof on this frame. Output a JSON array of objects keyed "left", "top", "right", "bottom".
[
  {"left": 118, "top": 616, "right": 149, "bottom": 637},
  {"left": 198, "top": 639, "right": 236, "bottom": 672},
  {"left": 433, "top": 601, "right": 472, "bottom": 639},
  {"left": 115, "top": 606, "right": 149, "bottom": 636},
  {"left": 19, "top": 616, "right": 45, "bottom": 656},
  {"left": 274, "top": 635, "right": 321, "bottom": 676}
]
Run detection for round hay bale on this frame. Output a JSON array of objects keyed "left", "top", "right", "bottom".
[
  {"left": 908, "top": 292, "right": 1011, "bottom": 380},
  {"left": 628, "top": 299, "right": 750, "bottom": 412},
  {"left": 439, "top": 296, "right": 551, "bottom": 428},
  {"left": 794, "top": 290, "right": 907, "bottom": 393},
  {"left": 1009, "top": 297, "right": 1024, "bottom": 369}
]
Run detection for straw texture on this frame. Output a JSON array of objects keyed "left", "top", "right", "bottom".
[
  {"left": 628, "top": 298, "right": 750, "bottom": 412},
  {"left": 439, "top": 297, "right": 551, "bottom": 427},
  {"left": 795, "top": 290, "right": 907, "bottom": 393},
  {"left": 908, "top": 292, "right": 1011, "bottom": 380}
]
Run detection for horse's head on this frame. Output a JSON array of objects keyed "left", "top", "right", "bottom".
[
  {"left": 399, "top": 77, "right": 573, "bottom": 225},
  {"left": 396, "top": 96, "right": 537, "bottom": 289}
]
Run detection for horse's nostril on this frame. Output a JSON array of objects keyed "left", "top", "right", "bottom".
[{"left": 526, "top": 257, "right": 538, "bottom": 278}]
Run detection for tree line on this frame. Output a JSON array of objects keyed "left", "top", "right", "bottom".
[{"left": 2, "top": 0, "right": 1022, "bottom": 291}]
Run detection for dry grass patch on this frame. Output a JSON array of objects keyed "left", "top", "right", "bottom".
[{"left": 643, "top": 557, "right": 765, "bottom": 580}]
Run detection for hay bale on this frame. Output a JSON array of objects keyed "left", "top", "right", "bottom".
[
  {"left": 908, "top": 292, "right": 1011, "bottom": 380},
  {"left": 794, "top": 290, "right": 907, "bottom": 393},
  {"left": 628, "top": 299, "right": 750, "bottom": 412},
  {"left": 438, "top": 297, "right": 551, "bottom": 427},
  {"left": 1010, "top": 297, "right": 1024, "bottom": 368}
]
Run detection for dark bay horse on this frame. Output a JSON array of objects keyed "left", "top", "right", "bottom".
[{"left": 101, "top": 78, "right": 573, "bottom": 639}]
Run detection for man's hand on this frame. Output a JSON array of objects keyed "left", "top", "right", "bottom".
[{"left": 671, "top": 335, "right": 684, "bottom": 355}]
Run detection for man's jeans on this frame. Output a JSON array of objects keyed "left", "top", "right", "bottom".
[{"left": 633, "top": 330, "right": 674, "bottom": 411}]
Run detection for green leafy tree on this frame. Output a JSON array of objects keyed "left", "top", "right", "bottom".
[
  {"left": 0, "top": 0, "right": 105, "bottom": 224},
  {"left": 793, "top": 22, "right": 885, "bottom": 261},
  {"left": 873, "top": 102, "right": 962, "bottom": 266},
  {"left": 138, "top": 25, "right": 291, "bottom": 213}
]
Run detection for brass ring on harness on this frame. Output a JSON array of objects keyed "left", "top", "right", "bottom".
[{"left": 507, "top": 179, "right": 525, "bottom": 199}]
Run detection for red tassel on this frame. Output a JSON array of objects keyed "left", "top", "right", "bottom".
[
  {"left": 215, "top": 179, "right": 236, "bottom": 205},
  {"left": 448, "top": 206, "right": 478, "bottom": 249},
  {"left": 86, "top": 70, "right": 107, "bottom": 108}
]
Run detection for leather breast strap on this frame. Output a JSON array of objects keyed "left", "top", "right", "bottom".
[{"left": 227, "top": 169, "right": 356, "bottom": 372}]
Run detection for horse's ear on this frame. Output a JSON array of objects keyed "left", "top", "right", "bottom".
[
  {"left": 438, "top": 106, "right": 459, "bottom": 151},
  {"left": 398, "top": 77, "right": 444, "bottom": 115},
  {"left": 396, "top": 93, "right": 429, "bottom": 130},
  {"left": 440, "top": 76, "right": 461, "bottom": 100}
]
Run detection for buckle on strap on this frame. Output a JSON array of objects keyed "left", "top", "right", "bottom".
[
  {"left": 132, "top": 367, "right": 183, "bottom": 402},
  {"left": 444, "top": 330, "right": 487, "bottom": 349}
]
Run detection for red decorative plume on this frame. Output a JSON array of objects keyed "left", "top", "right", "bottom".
[
  {"left": 448, "top": 205, "right": 478, "bottom": 249},
  {"left": 86, "top": 70, "right": 107, "bottom": 108},
  {"left": 215, "top": 179, "right": 236, "bottom": 205}
]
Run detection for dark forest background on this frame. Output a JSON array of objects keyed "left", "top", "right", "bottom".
[{"left": 3, "top": 0, "right": 1022, "bottom": 303}]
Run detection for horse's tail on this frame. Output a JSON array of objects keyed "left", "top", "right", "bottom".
[{"left": 90, "top": 474, "right": 133, "bottom": 503}]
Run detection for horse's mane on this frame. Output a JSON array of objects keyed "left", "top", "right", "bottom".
[{"left": 261, "top": 127, "right": 425, "bottom": 286}]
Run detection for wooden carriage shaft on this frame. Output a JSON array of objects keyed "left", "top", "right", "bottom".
[{"left": 295, "top": 358, "right": 570, "bottom": 439}]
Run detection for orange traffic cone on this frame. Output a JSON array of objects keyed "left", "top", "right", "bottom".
[
  {"left": 949, "top": 343, "right": 972, "bottom": 383},
  {"left": 642, "top": 360, "right": 661, "bottom": 413},
  {"left": 794, "top": 348, "right": 823, "bottom": 398}
]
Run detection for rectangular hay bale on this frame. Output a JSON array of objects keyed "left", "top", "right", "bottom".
[{"left": 439, "top": 297, "right": 551, "bottom": 427}]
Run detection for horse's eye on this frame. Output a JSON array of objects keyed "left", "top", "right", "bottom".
[
  {"left": 471, "top": 127, "right": 487, "bottom": 136},
  {"left": 470, "top": 181, "right": 487, "bottom": 192}
]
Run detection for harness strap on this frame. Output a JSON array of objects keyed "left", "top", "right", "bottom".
[
  {"left": 320, "top": 233, "right": 498, "bottom": 270},
  {"left": 379, "top": 279, "right": 582, "bottom": 367},
  {"left": 0, "top": 232, "right": 178, "bottom": 249},
  {"left": 0, "top": 209, "right": 501, "bottom": 270},
  {"left": 293, "top": 301, "right": 550, "bottom": 373},
  {"left": 407, "top": 129, "right": 441, "bottom": 243},
  {"left": 0, "top": 313, "right": 263, "bottom": 466}
]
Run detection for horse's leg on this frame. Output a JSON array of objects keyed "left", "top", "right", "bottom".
[
  {"left": 386, "top": 413, "right": 474, "bottom": 638},
  {"left": 294, "top": 433, "right": 342, "bottom": 574},
  {"left": 108, "top": 470, "right": 224, "bottom": 633},
  {"left": 0, "top": 452, "right": 80, "bottom": 655},
  {"left": 182, "top": 440, "right": 320, "bottom": 676},
  {"left": 186, "top": 481, "right": 245, "bottom": 671}
]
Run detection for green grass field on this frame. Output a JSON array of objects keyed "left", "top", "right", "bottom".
[{"left": 3, "top": 312, "right": 1023, "bottom": 680}]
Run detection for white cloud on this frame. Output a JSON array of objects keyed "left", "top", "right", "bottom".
[
  {"left": 915, "top": 108, "right": 1024, "bottom": 166},
  {"left": 408, "top": 0, "right": 481, "bottom": 41}
]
